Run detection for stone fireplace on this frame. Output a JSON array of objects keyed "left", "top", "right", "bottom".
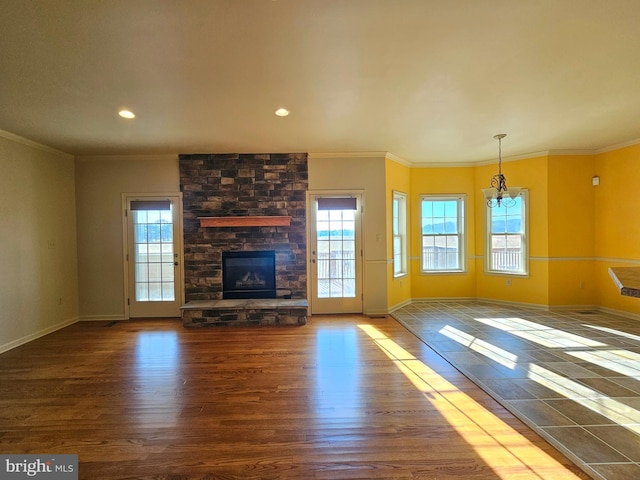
[
  {"left": 222, "top": 250, "right": 276, "bottom": 299},
  {"left": 178, "top": 153, "right": 308, "bottom": 326}
]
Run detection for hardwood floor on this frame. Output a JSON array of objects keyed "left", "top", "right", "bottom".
[{"left": 0, "top": 315, "right": 591, "bottom": 479}]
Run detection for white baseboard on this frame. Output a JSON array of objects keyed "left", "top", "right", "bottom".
[
  {"left": 388, "top": 298, "right": 413, "bottom": 313},
  {"left": 596, "top": 306, "right": 640, "bottom": 321},
  {"left": 549, "top": 304, "right": 598, "bottom": 312},
  {"left": 78, "top": 314, "right": 127, "bottom": 322},
  {"left": 397, "top": 297, "right": 640, "bottom": 321},
  {"left": 474, "top": 297, "right": 550, "bottom": 310},
  {"left": 363, "top": 308, "right": 391, "bottom": 317},
  {"left": 410, "top": 296, "right": 477, "bottom": 303},
  {"left": 0, "top": 316, "right": 79, "bottom": 354}
]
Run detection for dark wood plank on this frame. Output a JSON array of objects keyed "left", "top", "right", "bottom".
[{"left": 0, "top": 316, "right": 590, "bottom": 479}]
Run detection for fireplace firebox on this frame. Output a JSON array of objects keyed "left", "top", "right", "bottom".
[{"left": 222, "top": 250, "right": 276, "bottom": 299}]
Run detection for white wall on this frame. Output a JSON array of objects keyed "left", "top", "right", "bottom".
[
  {"left": 75, "top": 155, "right": 180, "bottom": 320},
  {"left": 0, "top": 132, "right": 79, "bottom": 353},
  {"left": 308, "top": 154, "right": 389, "bottom": 314}
]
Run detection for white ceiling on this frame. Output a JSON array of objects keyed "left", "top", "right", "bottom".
[{"left": 1, "top": 0, "right": 640, "bottom": 164}]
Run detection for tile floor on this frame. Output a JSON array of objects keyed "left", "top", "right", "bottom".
[{"left": 391, "top": 301, "right": 640, "bottom": 480}]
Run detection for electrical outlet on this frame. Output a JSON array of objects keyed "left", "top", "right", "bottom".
[
  {"left": 505, "top": 278, "right": 512, "bottom": 286},
  {"left": 47, "top": 240, "right": 56, "bottom": 249}
]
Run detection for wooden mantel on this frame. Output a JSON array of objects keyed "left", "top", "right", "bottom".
[{"left": 198, "top": 216, "right": 291, "bottom": 228}]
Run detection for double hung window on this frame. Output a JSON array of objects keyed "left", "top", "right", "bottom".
[
  {"left": 392, "top": 192, "right": 408, "bottom": 277},
  {"left": 485, "top": 191, "right": 528, "bottom": 275},
  {"left": 420, "top": 195, "right": 465, "bottom": 273}
]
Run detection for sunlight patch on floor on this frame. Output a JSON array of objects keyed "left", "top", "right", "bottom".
[
  {"left": 439, "top": 324, "right": 519, "bottom": 369},
  {"left": 583, "top": 324, "right": 640, "bottom": 343},
  {"left": 358, "top": 324, "right": 583, "bottom": 480},
  {"left": 474, "top": 317, "right": 606, "bottom": 349},
  {"left": 567, "top": 349, "right": 640, "bottom": 377},
  {"left": 528, "top": 364, "right": 640, "bottom": 429},
  {"left": 434, "top": 318, "right": 640, "bottom": 433}
]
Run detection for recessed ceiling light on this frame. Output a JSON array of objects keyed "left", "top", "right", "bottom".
[
  {"left": 118, "top": 109, "right": 135, "bottom": 119},
  {"left": 275, "top": 108, "right": 289, "bottom": 117}
]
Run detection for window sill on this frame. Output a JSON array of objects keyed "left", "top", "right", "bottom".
[
  {"left": 421, "top": 270, "right": 467, "bottom": 275},
  {"left": 485, "top": 271, "right": 529, "bottom": 277}
]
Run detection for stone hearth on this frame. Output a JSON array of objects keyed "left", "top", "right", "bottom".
[{"left": 181, "top": 299, "right": 308, "bottom": 327}]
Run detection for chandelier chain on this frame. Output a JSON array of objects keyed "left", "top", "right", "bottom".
[
  {"left": 486, "top": 133, "right": 516, "bottom": 208},
  {"left": 498, "top": 136, "right": 502, "bottom": 174}
]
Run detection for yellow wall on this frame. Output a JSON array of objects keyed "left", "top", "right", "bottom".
[
  {"left": 388, "top": 146, "right": 640, "bottom": 317},
  {"left": 385, "top": 158, "right": 412, "bottom": 309},
  {"left": 474, "top": 156, "right": 550, "bottom": 306},
  {"left": 548, "top": 260, "right": 595, "bottom": 307},
  {"left": 594, "top": 144, "right": 640, "bottom": 315},
  {"left": 546, "top": 155, "right": 596, "bottom": 306},
  {"left": 410, "top": 166, "right": 477, "bottom": 299},
  {"left": 594, "top": 145, "right": 640, "bottom": 259},
  {"left": 547, "top": 155, "right": 595, "bottom": 258}
]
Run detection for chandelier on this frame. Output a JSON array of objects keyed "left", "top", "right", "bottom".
[{"left": 482, "top": 133, "right": 522, "bottom": 208}]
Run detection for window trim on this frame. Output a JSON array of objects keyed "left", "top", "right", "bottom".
[
  {"left": 392, "top": 191, "right": 408, "bottom": 278},
  {"left": 420, "top": 194, "right": 466, "bottom": 274},
  {"left": 484, "top": 189, "right": 529, "bottom": 276}
]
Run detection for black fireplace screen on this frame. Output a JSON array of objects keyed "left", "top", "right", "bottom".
[{"left": 222, "top": 250, "right": 276, "bottom": 299}]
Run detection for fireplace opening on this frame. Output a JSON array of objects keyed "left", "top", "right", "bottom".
[{"left": 222, "top": 250, "right": 276, "bottom": 299}]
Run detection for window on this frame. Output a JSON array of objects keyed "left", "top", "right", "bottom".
[
  {"left": 315, "top": 197, "right": 358, "bottom": 298},
  {"left": 131, "top": 200, "right": 175, "bottom": 301},
  {"left": 421, "top": 195, "right": 465, "bottom": 273},
  {"left": 392, "top": 191, "right": 408, "bottom": 277},
  {"left": 485, "top": 191, "right": 528, "bottom": 275}
]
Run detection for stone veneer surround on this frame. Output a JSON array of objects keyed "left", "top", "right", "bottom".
[{"left": 179, "top": 153, "right": 308, "bottom": 325}]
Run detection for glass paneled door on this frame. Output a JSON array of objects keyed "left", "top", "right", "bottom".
[
  {"left": 125, "top": 196, "right": 183, "bottom": 318},
  {"left": 309, "top": 194, "right": 363, "bottom": 314}
]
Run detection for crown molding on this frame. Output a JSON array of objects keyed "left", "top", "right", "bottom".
[
  {"left": 0, "top": 129, "right": 74, "bottom": 160},
  {"left": 474, "top": 150, "right": 552, "bottom": 166},
  {"left": 4, "top": 131, "right": 638, "bottom": 167},
  {"left": 412, "top": 140, "right": 640, "bottom": 168},
  {"left": 410, "top": 161, "right": 478, "bottom": 168},
  {"left": 308, "top": 151, "right": 388, "bottom": 159},
  {"left": 75, "top": 153, "right": 179, "bottom": 162},
  {"left": 594, "top": 137, "right": 640, "bottom": 154},
  {"left": 412, "top": 147, "right": 617, "bottom": 168},
  {"left": 546, "top": 149, "right": 598, "bottom": 156},
  {"left": 384, "top": 152, "right": 412, "bottom": 167},
  {"left": 424, "top": 151, "right": 550, "bottom": 168}
]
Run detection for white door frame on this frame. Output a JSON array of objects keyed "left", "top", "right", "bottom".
[
  {"left": 306, "top": 190, "right": 364, "bottom": 315},
  {"left": 121, "top": 193, "right": 184, "bottom": 318}
]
